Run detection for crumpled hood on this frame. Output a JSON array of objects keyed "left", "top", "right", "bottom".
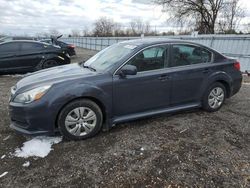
[{"left": 16, "top": 63, "right": 96, "bottom": 90}]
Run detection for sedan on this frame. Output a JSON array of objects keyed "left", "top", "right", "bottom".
[
  {"left": 9, "top": 39, "right": 242, "bottom": 140},
  {"left": 0, "top": 40, "right": 70, "bottom": 74}
]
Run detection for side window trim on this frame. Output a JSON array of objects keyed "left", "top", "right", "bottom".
[
  {"left": 114, "top": 44, "right": 169, "bottom": 75},
  {"left": 169, "top": 43, "right": 214, "bottom": 68}
]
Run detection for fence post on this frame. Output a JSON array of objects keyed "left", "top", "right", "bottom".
[
  {"left": 95, "top": 37, "right": 97, "bottom": 51},
  {"left": 101, "top": 38, "right": 103, "bottom": 50},
  {"left": 210, "top": 36, "right": 214, "bottom": 48}
]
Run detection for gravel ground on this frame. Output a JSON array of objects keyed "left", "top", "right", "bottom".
[{"left": 0, "top": 48, "right": 250, "bottom": 187}]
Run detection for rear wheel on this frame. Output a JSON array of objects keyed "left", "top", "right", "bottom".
[
  {"left": 42, "top": 60, "right": 58, "bottom": 69},
  {"left": 202, "top": 82, "right": 226, "bottom": 112},
  {"left": 58, "top": 99, "right": 103, "bottom": 140}
]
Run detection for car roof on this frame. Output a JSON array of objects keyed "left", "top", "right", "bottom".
[
  {"left": 120, "top": 38, "right": 205, "bottom": 48},
  {"left": 0, "top": 40, "right": 46, "bottom": 45}
]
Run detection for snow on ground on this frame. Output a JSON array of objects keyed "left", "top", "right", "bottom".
[
  {"left": 14, "top": 136, "right": 62, "bottom": 158},
  {"left": 22, "top": 161, "right": 30, "bottom": 167},
  {"left": 3, "top": 135, "right": 10, "bottom": 141},
  {"left": 3, "top": 73, "right": 31, "bottom": 78},
  {"left": 0, "top": 172, "right": 8, "bottom": 178}
]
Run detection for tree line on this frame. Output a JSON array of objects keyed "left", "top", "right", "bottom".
[{"left": 70, "top": 17, "right": 157, "bottom": 37}]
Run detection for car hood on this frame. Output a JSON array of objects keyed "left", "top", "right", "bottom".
[{"left": 16, "top": 63, "right": 96, "bottom": 90}]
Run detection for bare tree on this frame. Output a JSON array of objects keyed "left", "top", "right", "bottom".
[
  {"left": 112, "top": 23, "right": 121, "bottom": 36},
  {"left": 129, "top": 18, "right": 152, "bottom": 35},
  {"left": 82, "top": 26, "right": 90, "bottom": 36},
  {"left": 217, "top": 0, "right": 244, "bottom": 33},
  {"left": 93, "top": 17, "right": 116, "bottom": 37},
  {"left": 155, "top": 0, "right": 227, "bottom": 34},
  {"left": 246, "top": 23, "right": 250, "bottom": 34},
  {"left": 71, "top": 29, "right": 81, "bottom": 37}
]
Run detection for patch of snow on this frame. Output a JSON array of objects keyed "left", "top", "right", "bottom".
[
  {"left": 243, "top": 82, "right": 250, "bottom": 85},
  {"left": 180, "top": 128, "right": 188, "bottom": 133},
  {"left": 22, "top": 161, "right": 30, "bottom": 167},
  {"left": 14, "top": 136, "right": 62, "bottom": 158},
  {"left": 3, "top": 74, "right": 23, "bottom": 78},
  {"left": 3, "top": 135, "right": 10, "bottom": 141},
  {"left": 3, "top": 73, "right": 32, "bottom": 78},
  {"left": 1, "top": 155, "right": 6, "bottom": 159},
  {"left": 0, "top": 172, "right": 8, "bottom": 178},
  {"left": 140, "top": 147, "right": 145, "bottom": 151}
]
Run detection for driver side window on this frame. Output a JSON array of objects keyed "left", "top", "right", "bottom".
[{"left": 127, "top": 46, "right": 168, "bottom": 72}]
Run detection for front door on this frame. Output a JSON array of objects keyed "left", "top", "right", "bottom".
[
  {"left": 113, "top": 45, "right": 171, "bottom": 117},
  {"left": 16, "top": 42, "right": 45, "bottom": 71}
]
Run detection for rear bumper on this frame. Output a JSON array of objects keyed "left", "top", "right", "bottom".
[{"left": 229, "top": 76, "right": 242, "bottom": 97}]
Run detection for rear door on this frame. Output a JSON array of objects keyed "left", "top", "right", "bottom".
[
  {"left": 168, "top": 43, "right": 213, "bottom": 105},
  {"left": 17, "top": 42, "right": 47, "bottom": 71},
  {"left": 0, "top": 42, "right": 21, "bottom": 72},
  {"left": 113, "top": 45, "right": 171, "bottom": 117}
]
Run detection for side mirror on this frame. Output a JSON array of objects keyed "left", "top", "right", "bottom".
[{"left": 118, "top": 65, "right": 137, "bottom": 78}]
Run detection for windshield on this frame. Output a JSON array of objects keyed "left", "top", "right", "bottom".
[{"left": 84, "top": 43, "right": 137, "bottom": 71}]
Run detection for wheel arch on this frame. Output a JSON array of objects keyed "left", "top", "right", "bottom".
[
  {"left": 202, "top": 71, "right": 233, "bottom": 98},
  {"left": 54, "top": 96, "right": 107, "bottom": 130},
  {"left": 215, "top": 80, "right": 231, "bottom": 98}
]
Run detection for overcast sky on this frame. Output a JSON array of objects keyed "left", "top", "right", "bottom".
[{"left": 0, "top": 0, "right": 250, "bottom": 36}]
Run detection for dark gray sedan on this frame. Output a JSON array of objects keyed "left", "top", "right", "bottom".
[{"left": 9, "top": 39, "right": 242, "bottom": 140}]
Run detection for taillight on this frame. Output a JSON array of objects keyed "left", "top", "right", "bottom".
[
  {"left": 234, "top": 61, "right": 240, "bottom": 71},
  {"left": 68, "top": 44, "right": 75, "bottom": 48}
]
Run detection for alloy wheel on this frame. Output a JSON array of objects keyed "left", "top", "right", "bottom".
[
  {"left": 65, "top": 107, "right": 97, "bottom": 136},
  {"left": 208, "top": 87, "right": 225, "bottom": 109}
]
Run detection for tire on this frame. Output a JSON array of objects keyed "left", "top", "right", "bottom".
[
  {"left": 57, "top": 99, "right": 103, "bottom": 141},
  {"left": 202, "top": 82, "right": 226, "bottom": 112},
  {"left": 42, "top": 60, "right": 58, "bottom": 69}
]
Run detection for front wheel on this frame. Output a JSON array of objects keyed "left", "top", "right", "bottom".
[
  {"left": 58, "top": 99, "right": 103, "bottom": 140},
  {"left": 202, "top": 82, "right": 226, "bottom": 112}
]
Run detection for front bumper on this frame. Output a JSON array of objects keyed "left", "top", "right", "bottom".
[
  {"left": 9, "top": 100, "right": 58, "bottom": 136},
  {"left": 10, "top": 122, "right": 52, "bottom": 136}
]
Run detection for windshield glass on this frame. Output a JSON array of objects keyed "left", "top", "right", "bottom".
[{"left": 84, "top": 43, "right": 137, "bottom": 71}]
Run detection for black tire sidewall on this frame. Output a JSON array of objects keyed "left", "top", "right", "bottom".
[
  {"left": 42, "top": 60, "right": 58, "bottom": 69},
  {"left": 202, "top": 82, "right": 226, "bottom": 112},
  {"left": 58, "top": 99, "right": 103, "bottom": 141}
]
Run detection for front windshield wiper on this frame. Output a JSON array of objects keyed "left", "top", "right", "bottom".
[{"left": 82, "top": 64, "right": 96, "bottom": 72}]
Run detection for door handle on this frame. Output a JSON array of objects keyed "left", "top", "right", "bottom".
[{"left": 158, "top": 75, "right": 170, "bottom": 81}]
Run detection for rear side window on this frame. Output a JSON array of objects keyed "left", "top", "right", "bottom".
[
  {"left": 0, "top": 43, "right": 20, "bottom": 53},
  {"left": 171, "top": 44, "right": 212, "bottom": 67},
  {"left": 21, "top": 42, "right": 45, "bottom": 51}
]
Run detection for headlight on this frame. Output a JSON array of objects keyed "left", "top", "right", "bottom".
[{"left": 13, "top": 85, "right": 51, "bottom": 104}]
